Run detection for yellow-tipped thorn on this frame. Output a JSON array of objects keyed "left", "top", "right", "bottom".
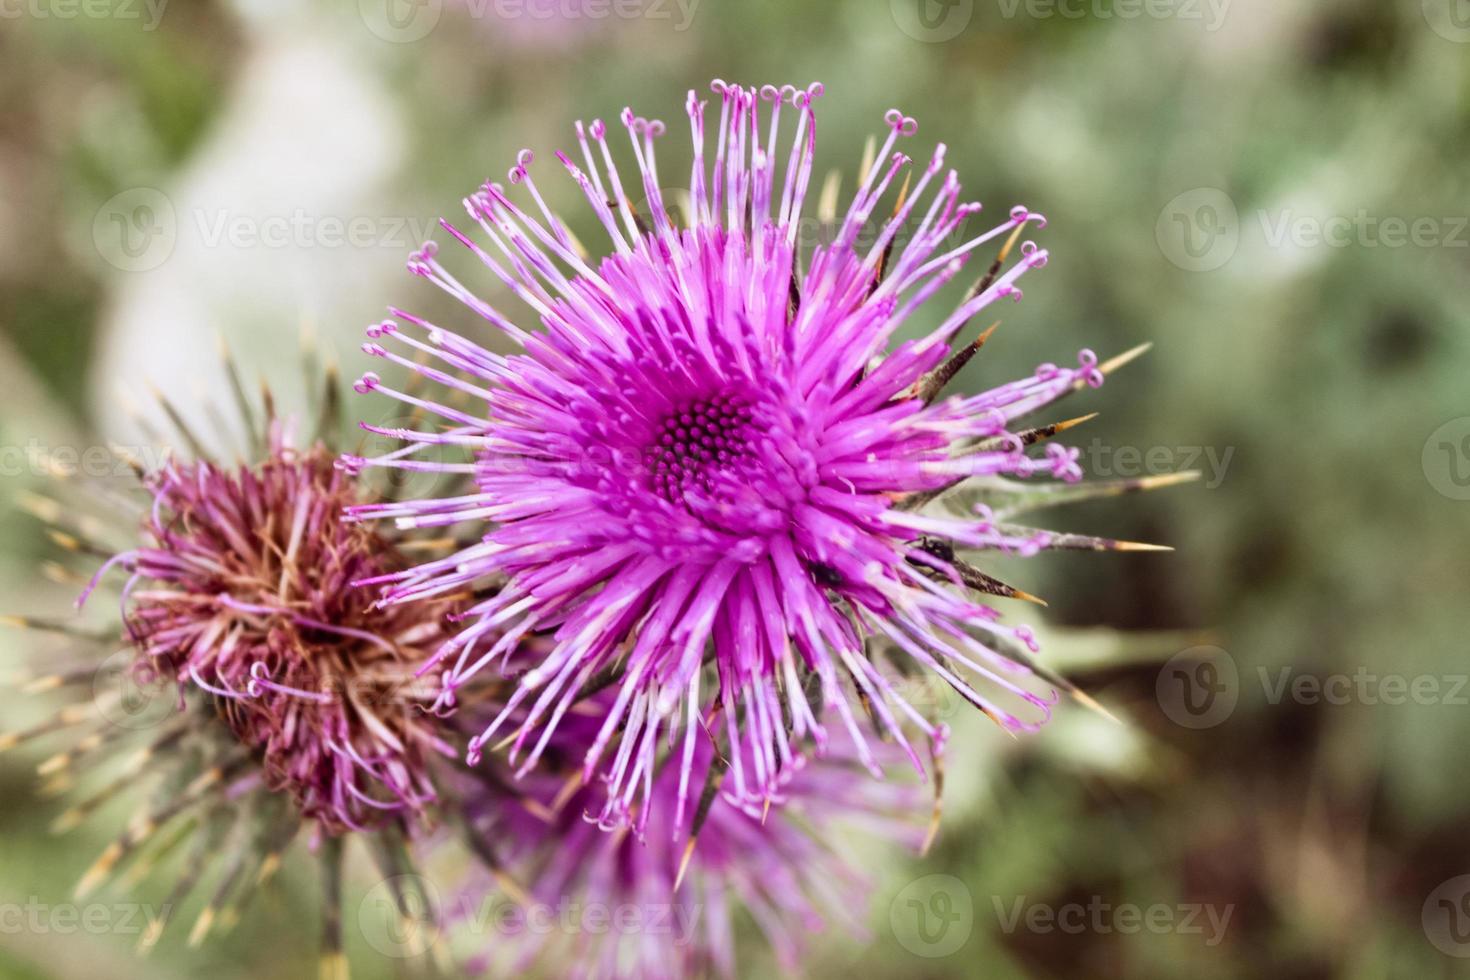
[
  {"left": 122, "top": 746, "right": 154, "bottom": 774},
  {"left": 188, "top": 907, "right": 216, "bottom": 948},
  {"left": 1136, "top": 470, "right": 1203, "bottom": 490},
  {"left": 108, "top": 442, "right": 147, "bottom": 472},
  {"left": 1113, "top": 541, "right": 1175, "bottom": 552},
  {"left": 979, "top": 706, "right": 1020, "bottom": 740},
  {"left": 42, "top": 562, "right": 83, "bottom": 585},
  {"left": 996, "top": 221, "right": 1028, "bottom": 264},
  {"left": 858, "top": 134, "right": 878, "bottom": 186},
  {"left": 256, "top": 853, "right": 282, "bottom": 886},
  {"left": 1070, "top": 687, "right": 1121, "bottom": 725},
  {"left": 398, "top": 916, "right": 435, "bottom": 957},
  {"left": 40, "top": 775, "right": 73, "bottom": 798},
  {"left": 59, "top": 704, "right": 92, "bottom": 726},
  {"left": 397, "top": 536, "right": 458, "bottom": 554},
  {"left": 519, "top": 796, "right": 556, "bottom": 824},
  {"left": 0, "top": 615, "right": 28, "bottom": 630},
  {"left": 921, "top": 738, "right": 946, "bottom": 857},
  {"left": 136, "top": 918, "right": 165, "bottom": 955},
  {"left": 22, "top": 675, "right": 63, "bottom": 695},
  {"left": 184, "top": 766, "right": 223, "bottom": 797},
  {"left": 37, "top": 753, "right": 70, "bottom": 777},
  {"left": 564, "top": 224, "right": 590, "bottom": 262},
  {"left": 817, "top": 170, "right": 841, "bottom": 225},
  {"left": 891, "top": 171, "right": 913, "bottom": 217},
  {"left": 1052, "top": 412, "right": 1099, "bottom": 434},
  {"left": 493, "top": 870, "right": 533, "bottom": 909},
  {"left": 0, "top": 733, "right": 19, "bottom": 753},
  {"left": 144, "top": 381, "right": 169, "bottom": 409},
  {"left": 120, "top": 857, "right": 158, "bottom": 889},
  {"left": 50, "top": 809, "right": 84, "bottom": 835},
  {"left": 319, "top": 952, "right": 349, "bottom": 980},
  {"left": 920, "top": 810, "right": 943, "bottom": 858},
  {"left": 75, "top": 842, "right": 123, "bottom": 899},
  {"left": 46, "top": 530, "right": 82, "bottom": 552},
  {"left": 123, "top": 817, "right": 156, "bottom": 846},
  {"left": 673, "top": 836, "right": 698, "bottom": 892},
  {"left": 491, "top": 730, "right": 519, "bottom": 753},
  {"left": 1011, "top": 588, "right": 1049, "bottom": 608},
  {"left": 1097, "top": 341, "right": 1153, "bottom": 376},
  {"left": 16, "top": 491, "right": 63, "bottom": 523},
  {"left": 550, "top": 771, "right": 584, "bottom": 814}
]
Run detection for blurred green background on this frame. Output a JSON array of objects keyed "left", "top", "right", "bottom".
[{"left": 2, "top": 0, "right": 1468, "bottom": 977}]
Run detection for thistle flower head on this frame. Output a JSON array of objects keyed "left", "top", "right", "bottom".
[
  {"left": 348, "top": 80, "right": 1140, "bottom": 834},
  {"left": 4, "top": 370, "right": 458, "bottom": 957},
  {"left": 454, "top": 708, "right": 923, "bottom": 980},
  {"left": 96, "top": 424, "right": 450, "bottom": 833}
]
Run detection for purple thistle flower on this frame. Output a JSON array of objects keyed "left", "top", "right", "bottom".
[
  {"left": 4, "top": 364, "right": 460, "bottom": 961},
  {"left": 346, "top": 79, "right": 1122, "bottom": 834},
  {"left": 453, "top": 707, "right": 923, "bottom": 980},
  {"left": 81, "top": 423, "right": 454, "bottom": 834}
]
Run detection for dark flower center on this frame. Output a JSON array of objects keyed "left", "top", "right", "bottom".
[{"left": 647, "top": 391, "right": 756, "bottom": 504}]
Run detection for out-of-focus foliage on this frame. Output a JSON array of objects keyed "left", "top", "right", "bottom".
[{"left": 1, "top": 0, "right": 1466, "bottom": 977}]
